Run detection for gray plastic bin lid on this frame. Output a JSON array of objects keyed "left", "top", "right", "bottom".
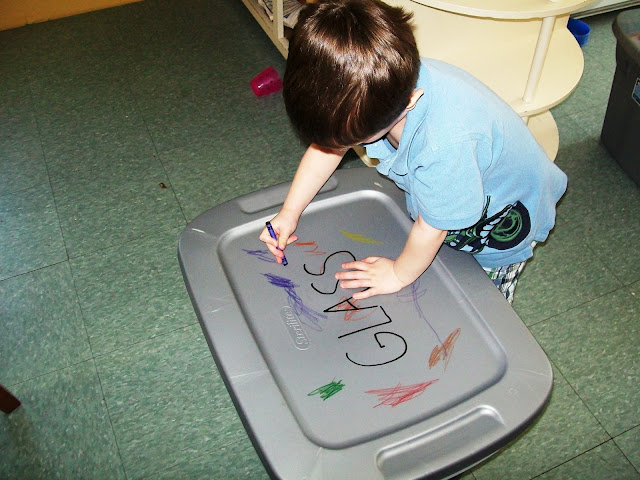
[{"left": 178, "top": 168, "right": 552, "bottom": 480}]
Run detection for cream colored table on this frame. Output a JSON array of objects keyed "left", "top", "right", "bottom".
[{"left": 384, "top": 0, "right": 597, "bottom": 161}]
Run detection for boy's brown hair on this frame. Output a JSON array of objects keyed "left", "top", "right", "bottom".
[{"left": 283, "top": 0, "right": 420, "bottom": 149}]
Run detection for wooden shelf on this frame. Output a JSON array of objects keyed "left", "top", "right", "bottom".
[
  {"left": 241, "top": 0, "right": 289, "bottom": 57},
  {"left": 384, "top": 0, "right": 597, "bottom": 160},
  {"left": 419, "top": 22, "right": 584, "bottom": 117},
  {"left": 394, "top": 2, "right": 587, "bottom": 117}
]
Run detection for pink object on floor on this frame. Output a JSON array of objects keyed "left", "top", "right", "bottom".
[{"left": 250, "top": 66, "right": 283, "bottom": 96}]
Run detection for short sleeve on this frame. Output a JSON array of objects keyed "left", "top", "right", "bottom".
[
  {"left": 364, "top": 138, "right": 395, "bottom": 166},
  {"left": 408, "top": 139, "right": 487, "bottom": 230}
]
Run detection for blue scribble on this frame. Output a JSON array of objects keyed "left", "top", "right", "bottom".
[
  {"left": 243, "top": 248, "right": 277, "bottom": 263},
  {"left": 263, "top": 273, "right": 327, "bottom": 331},
  {"left": 396, "top": 278, "right": 444, "bottom": 345}
]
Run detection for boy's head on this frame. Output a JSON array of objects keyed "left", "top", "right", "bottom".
[{"left": 283, "top": 0, "right": 420, "bottom": 149}]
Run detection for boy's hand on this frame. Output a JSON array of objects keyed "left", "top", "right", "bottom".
[
  {"left": 335, "top": 257, "right": 406, "bottom": 300},
  {"left": 259, "top": 213, "right": 299, "bottom": 264},
  {"left": 335, "top": 216, "right": 444, "bottom": 300}
]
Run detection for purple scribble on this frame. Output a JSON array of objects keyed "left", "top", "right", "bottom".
[
  {"left": 243, "top": 248, "right": 277, "bottom": 263},
  {"left": 396, "top": 279, "right": 444, "bottom": 346},
  {"left": 263, "top": 273, "right": 327, "bottom": 331}
]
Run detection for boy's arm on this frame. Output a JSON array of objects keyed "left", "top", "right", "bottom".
[
  {"left": 336, "top": 215, "right": 446, "bottom": 300},
  {"left": 260, "top": 144, "right": 346, "bottom": 261},
  {"left": 279, "top": 143, "right": 347, "bottom": 227}
]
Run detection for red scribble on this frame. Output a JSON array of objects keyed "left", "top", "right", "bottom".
[
  {"left": 428, "top": 328, "right": 461, "bottom": 370},
  {"left": 366, "top": 380, "right": 439, "bottom": 407},
  {"left": 294, "top": 241, "right": 326, "bottom": 256}
]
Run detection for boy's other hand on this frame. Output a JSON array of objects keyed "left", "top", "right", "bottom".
[
  {"left": 335, "top": 257, "right": 406, "bottom": 300},
  {"left": 259, "top": 214, "right": 299, "bottom": 264}
]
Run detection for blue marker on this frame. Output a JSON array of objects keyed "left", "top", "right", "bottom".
[{"left": 265, "top": 221, "right": 288, "bottom": 266}]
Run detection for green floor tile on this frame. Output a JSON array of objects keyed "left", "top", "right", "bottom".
[
  {"left": 581, "top": 11, "right": 619, "bottom": 72},
  {"left": 29, "top": 58, "right": 132, "bottom": 115},
  {"left": 127, "top": 22, "right": 280, "bottom": 155},
  {"left": 553, "top": 128, "right": 607, "bottom": 189},
  {"left": 512, "top": 222, "right": 621, "bottom": 325},
  {"left": 37, "top": 94, "right": 157, "bottom": 183},
  {"left": 0, "top": 262, "right": 91, "bottom": 385},
  {"left": 567, "top": 103, "right": 608, "bottom": 139},
  {"left": 0, "top": 361, "right": 125, "bottom": 480},
  {"left": 161, "top": 133, "right": 288, "bottom": 221},
  {"left": 129, "top": 59, "right": 259, "bottom": 155},
  {"left": 0, "top": 133, "right": 48, "bottom": 198},
  {"left": 105, "top": 0, "right": 192, "bottom": 48},
  {"left": 554, "top": 112, "right": 593, "bottom": 149},
  {"left": 550, "top": 54, "right": 614, "bottom": 118},
  {"left": 253, "top": 93, "right": 309, "bottom": 176},
  {"left": 530, "top": 289, "right": 640, "bottom": 437},
  {"left": 52, "top": 164, "right": 185, "bottom": 258},
  {"left": 0, "top": 183, "right": 67, "bottom": 280},
  {"left": 537, "top": 440, "right": 640, "bottom": 480},
  {"left": 0, "top": 83, "right": 48, "bottom": 196},
  {"left": 554, "top": 140, "right": 640, "bottom": 287},
  {"left": 615, "top": 425, "right": 640, "bottom": 472},
  {"left": 17, "top": 12, "right": 116, "bottom": 69},
  {"left": 472, "top": 365, "right": 609, "bottom": 480},
  {"left": 134, "top": 88, "right": 231, "bottom": 154},
  {"left": 95, "top": 325, "right": 247, "bottom": 480},
  {"left": 153, "top": 435, "right": 270, "bottom": 480},
  {"left": 70, "top": 227, "right": 196, "bottom": 355},
  {"left": 0, "top": 30, "right": 29, "bottom": 84},
  {"left": 582, "top": 202, "right": 640, "bottom": 287},
  {"left": 19, "top": 10, "right": 124, "bottom": 114}
]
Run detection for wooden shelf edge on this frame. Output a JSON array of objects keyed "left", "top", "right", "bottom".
[{"left": 241, "top": 0, "right": 289, "bottom": 57}]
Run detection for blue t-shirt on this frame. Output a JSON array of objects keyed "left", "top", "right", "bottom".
[{"left": 365, "top": 59, "right": 567, "bottom": 268}]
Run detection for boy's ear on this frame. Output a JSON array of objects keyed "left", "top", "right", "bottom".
[{"left": 406, "top": 88, "right": 424, "bottom": 111}]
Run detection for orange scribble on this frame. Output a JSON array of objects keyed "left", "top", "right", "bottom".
[
  {"left": 294, "top": 241, "right": 326, "bottom": 256},
  {"left": 366, "top": 380, "right": 439, "bottom": 407},
  {"left": 428, "top": 328, "right": 461, "bottom": 370}
]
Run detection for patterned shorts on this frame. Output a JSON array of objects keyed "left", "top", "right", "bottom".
[{"left": 483, "top": 261, "right": 527, "bottom": 304}]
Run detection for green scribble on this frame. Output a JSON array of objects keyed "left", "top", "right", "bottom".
[
  {"left": 308, "top": 379, "right": 346, "bottom": 401},
  {"left": 341, "top": 231, "right": 384, "bottom": 245}
]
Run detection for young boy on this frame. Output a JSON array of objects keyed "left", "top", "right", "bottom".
[{"left": 260, "top": 0, "right": 567, "bottom": 303}]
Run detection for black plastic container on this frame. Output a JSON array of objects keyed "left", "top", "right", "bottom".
[{"left": 601, "top": 8, "right": 640, "bottom": 185}]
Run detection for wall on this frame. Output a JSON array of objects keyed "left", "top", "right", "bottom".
[{"left": 0, "top": 0, "right": 142, "bottom": 30}]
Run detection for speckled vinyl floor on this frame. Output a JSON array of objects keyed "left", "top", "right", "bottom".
[{"left": 1, "top": 1, "right": 639, "bottom": 479}]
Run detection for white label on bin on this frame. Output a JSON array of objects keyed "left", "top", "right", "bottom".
[
  {"left": 281, "top": 306, "right": 310, "bottom": 350},
  {"left": 633, "top": 78, "right": 640, "bottom": 107}
]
